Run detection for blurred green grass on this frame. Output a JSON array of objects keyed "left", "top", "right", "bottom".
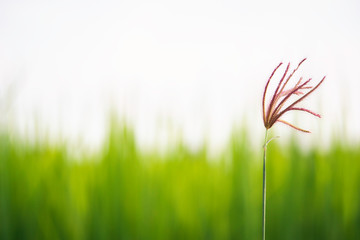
[{"left": 1, "top": 122, "right": 360, "bottom": 240}]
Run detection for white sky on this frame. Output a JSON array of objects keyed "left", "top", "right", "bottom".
[{"left": 1, "top": 0, "right": 360, "bottom": 153}]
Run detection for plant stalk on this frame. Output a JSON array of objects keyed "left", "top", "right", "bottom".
[{"left": 262, "top": 129, "right": 268, "bottom": 240}]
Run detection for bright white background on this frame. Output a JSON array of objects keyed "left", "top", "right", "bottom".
[{"left": 1, "top": 0, "right": 360, "bottom": 153}]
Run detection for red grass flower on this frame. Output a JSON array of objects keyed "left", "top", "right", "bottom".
[{"left": 262, "top": 58, "right": 325, "bottom": 133}]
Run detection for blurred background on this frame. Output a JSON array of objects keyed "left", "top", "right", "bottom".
[{"left": 1, "top": 0, "right": 360, "bottom": 239}]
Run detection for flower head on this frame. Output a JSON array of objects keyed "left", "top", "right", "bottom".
[{"left": 262, "top": 58, "right": 325, "bottom": 133}]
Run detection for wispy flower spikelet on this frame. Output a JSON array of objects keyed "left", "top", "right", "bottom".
[{"left": 262, "top": 58, "right": 325, "bottom": 133}]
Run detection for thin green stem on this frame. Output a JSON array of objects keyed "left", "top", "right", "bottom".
[{"left": 262, "top": 129, "right": 268, "bottom": 240}]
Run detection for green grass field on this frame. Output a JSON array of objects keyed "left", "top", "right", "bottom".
[{"left": 1, "top": 122, "right": 359, "bottom": 239}]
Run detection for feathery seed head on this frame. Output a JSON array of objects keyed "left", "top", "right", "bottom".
[{"left": 262, "top": 58, "right": 325, "bottom": 133}]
